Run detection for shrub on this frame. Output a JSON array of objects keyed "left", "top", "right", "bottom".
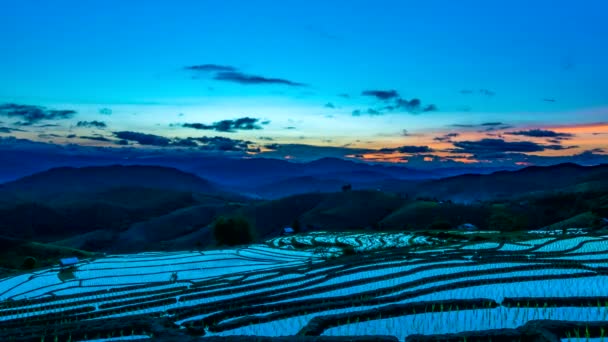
[
  {"left": 212, "top": 216, "right": 255, "bottom": 246},
  {"left": 428, "top": 219, "right": 451, "bottom": 230}
]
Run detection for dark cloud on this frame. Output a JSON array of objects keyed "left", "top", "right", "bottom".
[
  {"left": 79, "top": 135, "right": 112, "bottom": 142},
  {"left": 451, "top": 124, "right": 476, "bottom": 128},
  {"left": 459, "top": 90, "right": 474, "bottom": 95},
  {"left": 450, "top": 138, "right": 576, "bottom": 155},
  {"left": 214, "top": 71, "right": 306, "bottom": 87},
  {"left": 543, "top": 98, "right": 556, "bottom": 102},
  {"left": 396, "top": 98, "right": 419, "bottom": 111},
  {"left": 380, "top": 145, "right": 434, "bottom": 154},
  {"left": 338, "top": 93, "right": 350, "bottom": 98},
  {"left": 184, "top": 64, "right": 238, "bottom": 72},
  {"left": 258, "top": 136, "right": 274, "bottom": 141},
  {"left": 324, "top": 102, "right": 335, "bottom": 109},
  {"left": 285, "top": 126, "right": 296, "bottom": 130},
  {"left": 76, "top": 120, "right": 107, "bottom": 129},
  {"left": 505, "top": 129, "right": 574, "bottom": 139},
  {"left": 113, "top": 131, "right": 171, "bottom": 146},
  {"left": 352, "top": 109, "right": 361, "bottom": 116},
  {"left": 99, "top": 108, "right": 112, "bottom": 115},
  {"left": 0, "top": 103, "right": 76, "bottom": 125},
  {"left": 66, "top": 134, "right": 77, "bottom": 139},
  {"left": 361, "top": 90, "right": 399, "bottom": 101},
  {"left": 434, "top": 132, "right": 460, "bottom": 142},
  {"left": 113, "top": 130, "right": 259, "bottom": 152},
  {"left": 183, "top": 117, "right": 263, "bottom": 132},
  {"left": 367, "top": 108, "right": 381, "bottom": 115},
  {"left": 395, "top": 98, "right": 438, "bottom": 114},
  {"left": 481, "top": 122, "right": 503, "bottom": 126}
]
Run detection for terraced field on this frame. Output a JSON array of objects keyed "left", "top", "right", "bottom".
[{"left": 1, "top": 232, "right": 608, "bottom": 341}]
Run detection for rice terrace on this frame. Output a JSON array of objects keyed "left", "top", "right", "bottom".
[
  {"left": 1, "top": 230, "right": 608, "bottom": 341},
  {"left": 2, "top": 0, "right": 608, "bottom": 341}
]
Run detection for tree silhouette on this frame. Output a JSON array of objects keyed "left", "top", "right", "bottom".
[{"left": 213, "top": 216, "right": 255, "bottom": 246}]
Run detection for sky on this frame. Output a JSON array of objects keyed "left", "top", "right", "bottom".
[{"left": 0, "top": 0, "right": 607, "bottom": 167}]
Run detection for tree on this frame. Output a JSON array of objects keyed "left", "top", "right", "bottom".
[
  {"left": 292, "top": 218, "right": 301, "bottom": 233},
  {"left": 22, "top": 256, "right": 37, "bottom": 270},
  {"left": 212, "top": 216, "right": 255, "bottom": 246}
]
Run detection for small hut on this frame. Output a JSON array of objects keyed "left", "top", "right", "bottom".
[{"left": 59, "top": 257, "right": 79, "bottom": 268}]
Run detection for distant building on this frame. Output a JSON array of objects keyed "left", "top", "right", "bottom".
[
  {"left": 282, "top": 227, "right": 295, "bottom": 235},
  {"left": 59, "top": 257, "right": 79, "bottom": 268}
]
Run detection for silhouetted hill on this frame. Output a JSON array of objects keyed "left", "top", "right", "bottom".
[
  {"left": 0, "top": 165, "right": 219, "bottom": 200},
  {"left": 414, "top": 163, "right": 608, "bottom": 202}
]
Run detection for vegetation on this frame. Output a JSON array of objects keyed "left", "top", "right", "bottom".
[{"left": 212, "top": 215, "right": 256, "bottom": 246}]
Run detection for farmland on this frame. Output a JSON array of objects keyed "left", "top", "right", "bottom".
[{"left": 0, "top": 231, "right": 608, "bottom": 341}]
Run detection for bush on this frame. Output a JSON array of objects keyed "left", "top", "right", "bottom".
[
  {"left": 212, "top": 216, "right": 255, "bottom": 246},
  {"left": 428, "top": 219, "right": 451, "bottom": 230},
  {"left": 21, "top": 256, "right": 37, "bottom": 269}
]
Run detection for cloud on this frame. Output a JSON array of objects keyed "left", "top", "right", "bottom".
[
  {"left": 505, "top": 129, "right": 574, "bottom": 139},
  {"left": 352, "top": 109, "right": 361, "bottom": 116},
  {"left": 459, "top": 89, "right": 496, "bottom": 97},
  {"left": 361, "top": 90, "right": 399, "bottom": 101},
  {"left": 543, "top": 98, "right": 556, "bottom": 102},
  {"left": 434, "top": 132, "right": 460, "bottom": 142},
  {"left": 258, "top": 136, "right": 274, "bottom": 141},
  {"left": 184, "top": 64, "right": 238, "bottom": 72},
  {"left": 190, "top": 136, "right": 258, "bottom": 152},
  {"left": 38, "top": 133, "right": 62, "bottom": 139},
  {"left": 481, "top": 122, "right": 503, "bottom": 126},
  {"left": 479, "top": 89, "right": 496, "bottom": 97},
  {"left": 422, "top": 104, "right": 438, "bottom": 112},
  {"left": 338, "top": 93, "right": 350, "bottom": 98},
  {"left": 324, "top": 102, "right": 335, "bottom": 109},
  {"left": 379, "top": 145, "right": 434, "bottom": 154},
  {"left": 0, "top": 126, "right": 26, "bottom": 133},
  {"left": 113, "top": 131, "right": 171, "bottom": 146},
  {"left": 395, "top": 98, "right": 437, "bottom": 114},
  {"left": 285, "top": 126, "right": 296, "bottom": 130},
  {"left": 79, "top": 135, "right": 112, "bottom": 142},
  {"left": 450, "top": 138, "right": 576, "bottom": 155},
  {"left": 183, "top": 117, "right": 263, "bottom": 132},
  {"left": 213, "top": 71, "right": 306, "bottom": 87},
  {"left": 76, "top": 120, "right": 107, "bottom": 129},
  {"left": 98, "top": 108, "right": 112, "bottom": 115},
  {"left": 66, "top": 134, "right": 77, "bottom": 139},
  {"left": 0, "top": 103, "right": 76, "bottom": 125}
]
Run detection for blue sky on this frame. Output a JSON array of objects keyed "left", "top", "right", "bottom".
[{"left": 0, "top": 0, "right": 607, "bottom": 166}]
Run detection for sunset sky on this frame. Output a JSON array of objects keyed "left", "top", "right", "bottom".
[{"left": 1, "top": 0, "right": 607, "bottom": 167}]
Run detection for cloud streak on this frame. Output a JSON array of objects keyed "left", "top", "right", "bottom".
[
  {"left": 213, "top": 71, "right": 306, "bottom": 86},
  {"left": 505, "top": 129, "right": 574, "bottom": 139}
]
